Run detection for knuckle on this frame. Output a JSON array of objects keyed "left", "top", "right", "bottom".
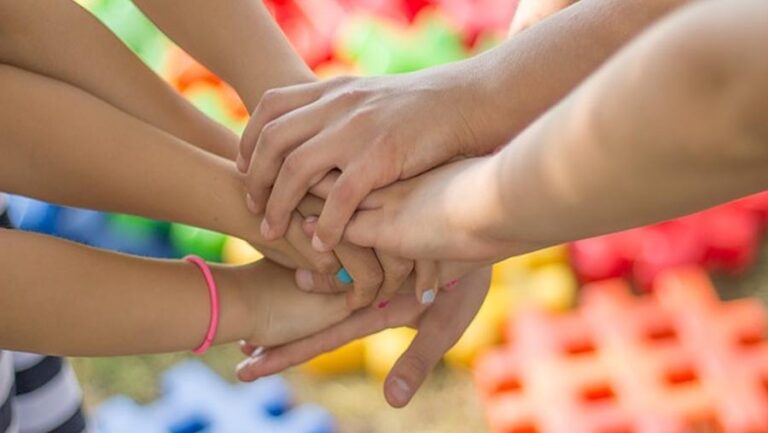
[
  {"left": 398, "top": 353, "right": 430, "bottom": 379},
  {"left": 281, "top": 152, "right": 305, "bottom": 177},
  {"left": 336, "top": 87, "right": 368, "bottom": 104},
  {"left": 359, "top": 266, "right": 384, "bottom": 289},
  {"left": 388, "top": 259, "right": 414, "bottom": 280},
  {"left": 258, "top": 121, "right": 282, "bottom": 152},
  {"left": 348, "top": 107, "right": 377, "bottom": 128},
  {"left": 333, "top": 178, "right": 362, "bottom": 207},
  {"left": 314, "top": 255, "right": 339, "bottom": 275}
]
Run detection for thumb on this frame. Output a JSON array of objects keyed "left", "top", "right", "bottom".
[{"left": 383, "top": 322, "right": 455, "bottom": 408}]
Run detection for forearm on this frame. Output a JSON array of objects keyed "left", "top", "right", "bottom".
[
  {"left": 0, "top": 66, "right": 259, "bottom": 243},
  {"left": 462, "top": 0, "right": 692, "bottom": 149},
  {"left": 484, "top": 0, "right": 768, "bottom": 248},
  {"left": 132, "top": 0, "right": 314, "bottom": 111},
  {"left": 0, "top": 0, "right": 237, "bottom": 159},
  {"left": 0, "top": 229, "right": 251, "bottom": 356}
]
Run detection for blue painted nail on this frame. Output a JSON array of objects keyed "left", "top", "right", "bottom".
[{"left": 336, "top": 268, "right": 353, "bottom": 284}]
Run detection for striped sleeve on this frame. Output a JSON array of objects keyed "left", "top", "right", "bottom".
[
  {"left": 12, "top": 354, "right": 87, "bottom": 433},
  {"left": 0, "top": 352, "right": 18, "bottom": 433}
]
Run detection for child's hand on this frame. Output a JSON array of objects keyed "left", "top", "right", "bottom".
[
  {"left": 237, "top": 68, "right": 508, "bottom": 253},
  {"left": 233, "top": 260, "right": 351, "bottom": 347},
  {"left": 236, "top": 267, "right": 492, "bottom": 408}
]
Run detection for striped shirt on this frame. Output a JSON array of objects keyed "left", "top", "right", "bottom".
[{"left": 1, "top": 203, "right": 88, "bottom": 433}]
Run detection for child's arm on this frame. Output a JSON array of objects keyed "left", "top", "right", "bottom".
[
  {"left": 341, "top": 0, "right": 768, "bottom": 262},
  {"left": 130, "top": 0, "right": 314, "bottom": 111},
  {"left": 0, "top": 64, "right": 329, "bottom": 271},
  {"left": 0, "top": 228, "right": 348, "bottom": 356},
  {"left": 0, "top": 0, "right": 237, "bottom": 160}
]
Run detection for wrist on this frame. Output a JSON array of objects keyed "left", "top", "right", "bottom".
[{"left": 210, "top": 265, "right": 255, "bottom": 344}]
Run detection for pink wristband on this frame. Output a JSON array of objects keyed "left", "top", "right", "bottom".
[{"left": 185, "top": 255, "right": 220, "bottom": 355}]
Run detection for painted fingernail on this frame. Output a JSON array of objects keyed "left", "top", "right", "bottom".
[
  {"left": 260, "top": 218, "right": 272, "bottom": 239},
  {"left": 246, "top": 194, "right": 259, "bottom": 213},
  {"left": 236, "top": 154, "right": 247, "bottom": 172},
  {"left": 388, "top": 377, "right": 411, "bottom": 406},
  {"left": 420, "top": 289, "right": 436, "bottom": 305},
  {"left": 336, "top": 268, "right": 353, "bottom": 285},
  {"left": 236, "top": 347, "right": 267, "bottom": 372},
  {"left": 312, "top": 234, "right": 330, "bottom": 252},
  {"left": 443, "top": 279, "right": 459, "bottom": 290},
  {"left": 295, "top": 269, "right": 315, "bottom": 291},
  {"left": 377, "top": 301, "right": 389, "bottom": 309}
]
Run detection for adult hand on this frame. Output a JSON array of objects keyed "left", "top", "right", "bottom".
[
  {"left": 238, "top": 65, "right": 508, "bottom": 253},
  {"left": 236, "top": 267, "right": 491, "bottom": 407},
  {"left": 321, "top": 157, "right": 545, "bottom": 263}
]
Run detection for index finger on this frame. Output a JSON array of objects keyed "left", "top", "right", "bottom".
[{"left": 238, "top": 82, "right": 325, "bottom": 172}]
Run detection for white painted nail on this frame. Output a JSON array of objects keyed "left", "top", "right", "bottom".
[{"left": 420, "top": 289, "right": 436, "bottom": 305}]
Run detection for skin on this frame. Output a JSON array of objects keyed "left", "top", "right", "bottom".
[
  {"left": 238, "top": 266, "right": 492, "bottom": 408},
  {"left": 337, "top": 0, "right": 768, "bottom": 264},
  {"left": 239, "top": 0, "right": 692, "bottom": 258},
  {"left": 131, "top": 0, "right": 417, "bottom": 306},
  {"left": 0, "top": 0, "right": 403, "bottom": 308},
  {"left": 0, "top": 229, "right": 348, "bottom": 356},
  {"left": 236, "top": 0, "right": 768, "bottom": 407}
]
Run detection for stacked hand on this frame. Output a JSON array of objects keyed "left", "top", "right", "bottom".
[{"left": 232, "top": 0, "right": 575, "bottom": 407}]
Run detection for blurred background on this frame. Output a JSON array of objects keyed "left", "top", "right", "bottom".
[{"left": 5, "top": 0, "right": 768, "bottom": 432}]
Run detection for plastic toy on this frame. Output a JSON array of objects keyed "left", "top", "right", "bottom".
[
  {"left": 335, "top": 10, "right": 467, "bottom": 75},
  {"left": 302, "top": 339, "right": 367, "bottom": 376},
  {"left": 6, "top": 195, "right": 61, "bottom": 234},
  {"left": 169, "top": 223, "right": 227, "bottom": 262},
  {"left": 86, "top": 0, "right": 169, "bottom": 71},
  {"left": 474, "top": 266, "right": 768, "bottom": 433},
  {"left": 570, "top": 194, "right": 768, "bottom": 289},
  {"left": 434, "top": 0, "right": 519, "bottom": 45},
  {"left": 222, "top": 236, "right": 264, "bottom": 265},
  {"left": 93, "top": 360, "right": 336, "bottom": 433}
]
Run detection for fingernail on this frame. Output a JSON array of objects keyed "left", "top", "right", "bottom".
[
  {"left": 249, "top": 346, "right": 265, "bottom": 358},
  {"left": 296, "top": 269, "right": 315, "bottom": 291},
  {"left": 246, "top": 194, "right": 259, "bottom": 213},
  {"left": 312, "top": 234, "right": 330, "bottom": 252},
  {"left": 260, "top": 218, "right": 272, "bottom": 239},
  {"left": 236, "top": 347, "right": 267, "bottom": 372},
  {"left": 388, "top": 377, "right": 411, "bottom": 406},
  {"left": 336, "top": 268, "right": 353, "bottom": 285},
  {"left": 236, "top": 154, "right": 247, "bottom": 172},
  {"left": 420, "top": 289, "right": 436, "bottom": 305},
  {"left": 443, "top": 279, "right": 459, "bottom": 290},
  {"left": 305, "top": 216, "right": 318, "bottom": 224},
  {"left": 377, "top": 301, "right": 389, "bottom": 309}
]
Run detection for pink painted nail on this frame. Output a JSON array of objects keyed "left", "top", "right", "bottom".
[{"left": 443, "top": 279, "right": 459, "bottom": 290}]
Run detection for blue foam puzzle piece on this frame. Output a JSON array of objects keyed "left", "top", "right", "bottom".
[
  {"left": 93, "top": 361, "right": 336, "bottom": 433},
  {"left": 6, "top": 195, "right": 61, "bottom": 234}
]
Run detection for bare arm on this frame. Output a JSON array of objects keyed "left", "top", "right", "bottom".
[
  {"left": 0, "top": 65, "right": 335, "bottom": 270},
  {"left": 0, "top": 0, "right": 237, "bottom": 159},
  {"left": 131, "top": 0, "right": 314, "bottom": 111},
  {"left": 342, "top": 0, "right": 768, "bottom": 262},
  {"left": 0, "top": 229, "right": 348, "bottom": 356}
]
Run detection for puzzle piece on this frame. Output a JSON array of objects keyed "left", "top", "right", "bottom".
[
  {"left": 475, "top": 267, "right": 768, "bottom": 433},
  {"left": 570, "top": 194, "right": 768, "bottom": 289},
  {"left": 93, "top": 361, "right": 336, "bottom": 433}
]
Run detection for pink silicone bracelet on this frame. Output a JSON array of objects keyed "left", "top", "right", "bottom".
[{"left": 185, "top": 255, "right": 220, "bottom": 355}]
